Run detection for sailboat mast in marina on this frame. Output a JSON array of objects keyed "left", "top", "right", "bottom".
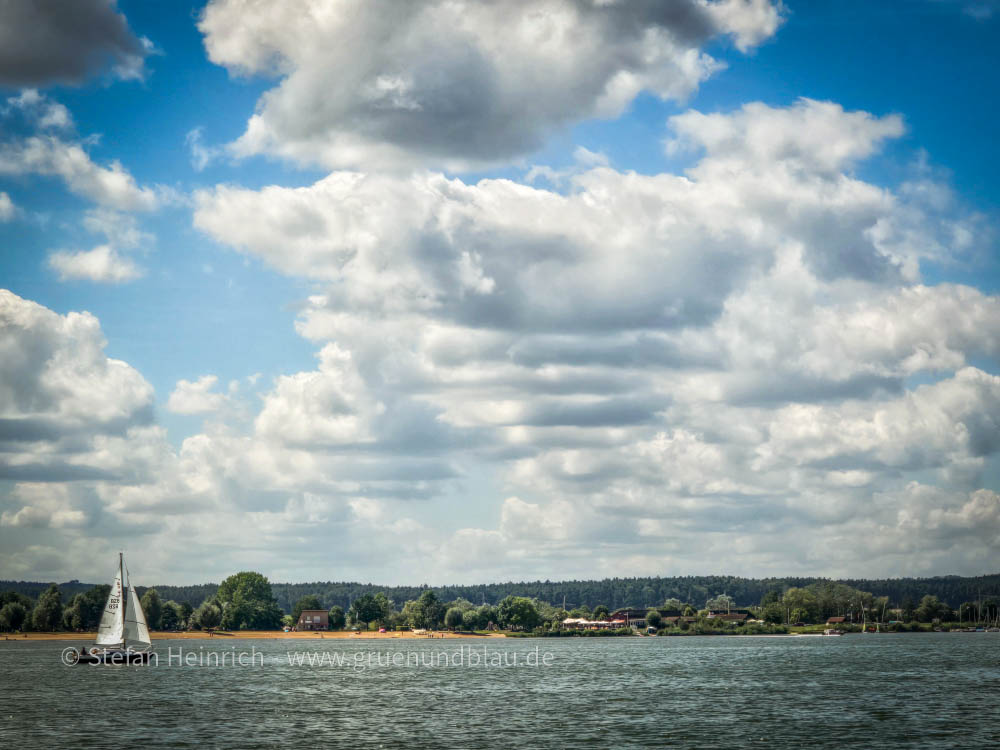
[{"left": 73, "top": 552, "right": 153, "bottom": 664}]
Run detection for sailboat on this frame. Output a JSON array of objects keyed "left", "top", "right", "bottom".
[{"left": 72, "top": 553, "right": 152, "bottom": 665}]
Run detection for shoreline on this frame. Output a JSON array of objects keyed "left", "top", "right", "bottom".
[
  {"left": 3, "top": 630, "right": 506, "bottom": 641},
  {"left": 4, "top": 629, "right": 991, "bottom": 642}
]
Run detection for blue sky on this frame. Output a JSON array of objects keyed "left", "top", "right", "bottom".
[{"left": 1, "top": 0, "right": 998, "bottom": 585}]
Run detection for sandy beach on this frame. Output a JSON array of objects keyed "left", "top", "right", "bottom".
[{"left": 3, "top": 630, "right": 506, "bottom": 642}]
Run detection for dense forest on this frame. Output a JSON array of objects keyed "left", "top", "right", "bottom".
[{"left": 3, "top": 573, "right": 998, "bottom": 613}]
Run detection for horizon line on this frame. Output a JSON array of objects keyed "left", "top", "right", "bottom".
[{"left": 5, "top": 571, "right": 1000, "bottom": 590}]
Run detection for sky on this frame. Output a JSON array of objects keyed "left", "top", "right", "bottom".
[{"left": 1, "top": 0, "right": 999, "bottom": 587}]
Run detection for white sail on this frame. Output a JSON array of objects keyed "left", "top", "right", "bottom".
[
  {"left": 96, "top": 568, "right": 125, "bottom": 646},
  {"left": 124, "top": 585, "right": 151, "bottom": 648}
]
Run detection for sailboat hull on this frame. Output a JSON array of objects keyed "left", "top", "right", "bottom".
[{"left": 73, "top": 648, "right": 152, "bottom": 665}]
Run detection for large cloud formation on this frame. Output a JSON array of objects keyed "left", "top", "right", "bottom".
[
  {"left": 199, "top": 0, "right": 783, "bottom": 169},
  {"left": 3, "top": 98, "right": 997, "bottom": 584},
  {"left": 0, "top": 0, "right": 149, "bottom": 86},
  {"left": 187, "top": 98, "right": 1000, "bottom": 581},
  {"left": 0, "top": 290, "right": 155, "bottom": 482},
  {"left": 0, "top": 291, "right": 197, "bottom": 579},
  {"left": 3, "top": 3, "right": 998, "bottom": 584}
]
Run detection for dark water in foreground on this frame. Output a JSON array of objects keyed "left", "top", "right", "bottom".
[{"left": 1, "top": 634, "right": 998, "bottom": 748}]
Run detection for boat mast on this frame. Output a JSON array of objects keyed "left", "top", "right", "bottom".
[{"left": 120, "top": 552, "right": 127, "bottom": 649}]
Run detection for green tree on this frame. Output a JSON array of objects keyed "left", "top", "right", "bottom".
[
  {"left": 444, "top": 607, "right": 464, "bottom": 630},
  {"left": 0, "top": 591, "right": 33, "bottom": 609},
  {"left": 192, "top": 599, "right": 222, "bottom": 629},
  {"left": 916, "top": 595, "right": 949, "bottom": 623},
  {"left": 706, "top": 594, "right": 735, "bottom": 612},
  {"left": 790, "top": 608, "right": 811, "bottom": 624},
  {"left": 292, "top": 595, "right": 323, "bottom": 625},
  {"left": 901, "top": 597, "right": 916, "bottom": 622},
  {"left": 415, "top": 591, "right": 444, "bottom": 629},
  {"left": 373, "top": 592, "right": 394, "bottom": 625},
  {"left": 62, "top": 595, "right": 82, "bottom": 630},
  {"left": 461, "top": 608, "right": 482, "bottom": 631},
  {"left": 82, "top": 585, "right": 110, "bottom": 629},
  {"left": 400, "top": 599, "right": 420, "bottom": 628},
  {"left": 160, "top": 601, "right": 182, "bottom": 630},
  {"left": 32, "top": 584, "right": 63, "bottom": 631},
  {"left": 328, "top": 605, "right": 346, "bottom": 630},
  {"left": 497, "top": 596, "right": 540, "bottom": 631},
  {"left": 761, "top": 601, "right": 784, "bottom": 624},
  {"left": 179, "top": 601, "right": 193, "bottom": 627},
  {"left": 477, "top": 604, "right": 497, "bottom": 629},
  {"left": 390, "top": 611, "right": 411, "bottom": 629},
  {"left": 530, "top": 599, "right": 564, "bottom": 625},
  {"left": 216, "top": 572, "right": 283, "bottom": 630},
  {"left": 807, "top": 582, "right": 868, "bottom": 622},
  {"left": 662, "top": 598, "right": 685, "bottom": 612},
  {"left": 349, "top": 594, "right": 382, "bottom": 628},
  {"left": 781, "top": 588, "right": 819, "bottom": 623},
  {"left": 0, "top": 601, "right": 27, "bottom": 632},
  {"left": 217, "top": 572, "right": 272, "bottom": 605},
  {"left": 141, "top": 588, "right": 164, "bottom": 630},
  {"left": 592, "top": 604, "right": 610, "bottom": 619},
  {"left": 645, "top": 610, "right": 663, "bottom": 629},
  {"left": 760, "top": 590, "right": 781, "bottom": 607}
]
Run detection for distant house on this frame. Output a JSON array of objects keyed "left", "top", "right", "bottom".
[
  {"left": 707, "top": 608, "right": 752, "bottom": 618},
  {"left": 297, "top": 610, "right": 329, "bottom": 631},
  {"left": 611, "top": 608, "right": 650, "bottom": 621},
  {"left": 561, "top": 617, "right": 627, "bottom": 630},
  {"left": 608, "top": 608, "right": 693, "bottom": 628},
  {"left": 610, "top": 608, "right": 670, "bottom": 627},
  {"left": 826, "top": 616, "right": 847, "bottom": 625}
]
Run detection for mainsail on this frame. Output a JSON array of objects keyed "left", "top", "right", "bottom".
[
  {"left": 95, "top": 567, "right": 125, "bottom": 646},
  {"left": 124, "top": 585, "right": 151, "bottom": 648}
]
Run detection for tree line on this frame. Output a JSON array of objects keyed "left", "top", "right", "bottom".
[
  {"left": 3, "top": 572, "right": 998, "bottom": 633},
  {"left": 755, "top": 582, "right": 999, "bottom": 625},
  {"left": 4, "top": 573, "right": 997, "bottom": 613},
  {"left": 0, "top": 584, "right": 197, "bottom": 634}
]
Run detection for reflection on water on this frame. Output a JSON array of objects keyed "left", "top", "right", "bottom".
[{"left": 2, "top": 634, "right": 998, "bottom": 748}]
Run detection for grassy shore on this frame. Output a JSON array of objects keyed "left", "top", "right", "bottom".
[{"left": 3, "top": 630, "right": 505, "bottom": 641}]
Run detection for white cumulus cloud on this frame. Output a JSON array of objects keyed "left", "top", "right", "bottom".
[
  {"left": 0, "top": 135, "right": 159, "bottom": 211},
  {"left": 166, "top": 375, "right": 228, "bottom": 415},
  {"left": 48, "top": 244, "right": 142, "bottom": 283},
  {"left": 198, "top": 0, "right": 783, "bottom": 170}
]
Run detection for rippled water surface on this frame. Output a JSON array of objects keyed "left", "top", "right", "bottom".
[{"left": 2, "top": 634, "right": 998, "bottom": 748}]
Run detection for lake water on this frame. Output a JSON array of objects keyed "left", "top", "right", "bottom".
[{"left": 1, "top": 634, "right": 998, "bottom": 748}]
